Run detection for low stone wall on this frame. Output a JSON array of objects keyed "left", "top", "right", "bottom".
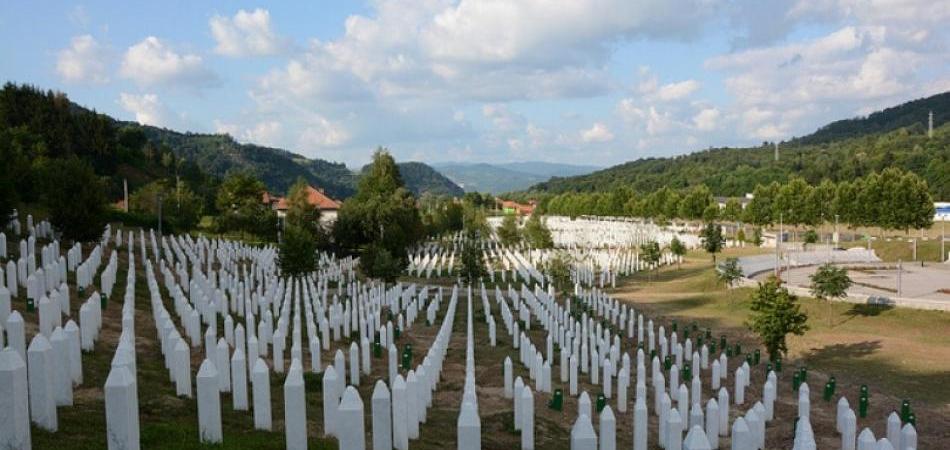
[{"left": 735, "top": 278, "right": 950, "bottom": 312}]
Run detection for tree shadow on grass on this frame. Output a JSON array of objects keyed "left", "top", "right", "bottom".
[
  {"left": 806, "top": 340, "right": 883, "bottom": 364},
  {"left": 845, "top": 303, "right": 894, "bottom": 317},
  {"left": 803, "top": 340, "right": 950, "bottom": 407}
]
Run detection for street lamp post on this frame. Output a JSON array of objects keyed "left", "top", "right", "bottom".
[
  {"left": 834, "top": 214, "right": 839, "bottom": 247},
  {"left": 897, "top": 259, "right": 903, "bottom": 298}
]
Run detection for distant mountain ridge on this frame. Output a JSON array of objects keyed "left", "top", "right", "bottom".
[
  {"left": 524, "top": 91, "right": 950, "bottom": 200},
  {"left": 125, "top": 123, "right": 463, "bottom": 199},
  {"left": 434, "top": 161, "right": 600, "bottom": 194}
]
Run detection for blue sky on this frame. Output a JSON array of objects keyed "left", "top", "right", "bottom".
[{"left": 2, "top": 1, "right": 947, "bottom": 168}]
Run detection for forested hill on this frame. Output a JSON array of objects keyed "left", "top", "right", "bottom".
[
  {"left": 130, "top": 124, "right": 465, "bottom": 199},
  {"left": 526, "top": 91, "right": 950, "bottom": 201},
  {"left": 792, "top": 91, "right": 950, "bottom": 146},
  {"left": 128, "top": 124, "right": 358, "bottom": 199},
  {"left": 387, "top": 162, "right": 465, "bottom": 197}
]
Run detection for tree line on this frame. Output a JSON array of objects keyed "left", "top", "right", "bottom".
[{"left": 534, "top": 167, "right": 934, "bottom": 232}]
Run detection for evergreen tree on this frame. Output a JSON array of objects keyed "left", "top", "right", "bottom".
[
  {"left": 544, "top": 252, "right": 574, "bottom": 294},
  {"left": 458, "top": 229, "right": 487, "bottom": 285},
  {"left": 278, "top": 224, "right": 318, "bottom": 277},
  {"left": 751, "top": 227, "right": 763, "bottom": 246},
  {"left": 700, "top": 222, "right": 724, "bottom": 262},
  {"left": 215, "top": 171, "right": 274, "bottom": 239},
  {"left": 40, "top": 157, "right": 107, "bottom": 242},
  {"left": 523, "top": 214, "right": 554, "bottom": 249},
  {"left": 716, "top": 258, "right": 743, "bottom": 287},
  {"left": 746, "top": 276, "right": 809, "bottom": 361},
  {"left": 639, "top": 240, "right": 661, "bottom": 280}
]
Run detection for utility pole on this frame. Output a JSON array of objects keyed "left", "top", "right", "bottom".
[
  {"left": 943, "top": 220, "right": 946, "bottom": 263},
  {"left": 929, "top": 110, "right": 934, "bottom": 139},
  {"left": 775, "top": 213, "right": 783, "bottom": 278},
  {"left": 123, "top": 178, "right": 129, "bottom": 212},
  {"left": 834, "top": 214, "right": 840, "bottom": 247},
  {"left": 155, "top": 194, "right": 162, "bottom": 239}
]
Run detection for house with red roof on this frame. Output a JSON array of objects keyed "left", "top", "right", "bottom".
[{"left": 263, "top": 185, "right": 342, "bottom": 227}]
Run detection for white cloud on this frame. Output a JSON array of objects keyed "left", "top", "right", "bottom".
[
  {"left": 581, "top": 122, "right": 614, "bottom": 143},
  {"left": 655, "top": 79, "right": 701, "bottom": 101},
  {"left": 298, "top": 116, "right": 350, "bottom": 148},
  {"left": 118, "top": 93, "right": 168, "bottom": 127},
  {"left": 210, "top": 9, "right": 285, "bottom": 57},
  {"left": 707, "top": 22, "right": 947, "bottom": 141},
  {"left": 692, "top": 107, "right": 721, "bottom": 131},
  {"left": 120, "top": 36, "right": 217, "bottom": 87},
  {"left": 56, "top": 35, "right": 110, "bottom": 84}
]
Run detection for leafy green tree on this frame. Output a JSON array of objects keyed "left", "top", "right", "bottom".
[
  {"left": 523, "top": 214, "right": 554, "bottom": 249},
  {"left": 278, "top": 224, "right": 318, "bottom": 277},
  {"left": 803, "top": 229, "right": 818, "bottom": 249},
  {"left": 702, "top": 203, "right": 720, "bottom": 223},
  {"left": 668, "top": 236, "right": 686, "bottom": 269},
  {"left": 360, "top": 244, "right": 403, "bottom": 283},
  {"left": 461, "top": 204, "right": 490, "bottom": 236},
  {"left": 639, "top": 240, "right": 661, "bottom": 280},
  {"left": 497, "top": 214, "right": 521, "bottom": 246},
  {"left": 744, "top": 182, "right": 778, "bottom": 226},
  {"left": 215, "top": 171, "right": 275, "bottom": 238},
  {"left": 806, "top": 179, "right": 837, "bottom": 226},
  {"left": 746, "top": 276, "right": 809, "bottom": 361},
  {"left": 40, "top": 157, "right": 107, "bottom": 242},
  {"left": 678, "top": 185, "right": 714, "bottom": 221},
  {"left": 721, "top": 198, "right": 743, "bottom": 222},
  {"left": 440, "top": 201, "right": 464, "bottom": 232},
  {"left": 130, "top": 180, "right": 204, "bottom": 231},
  {"left": 810, "top": 263, "right": 852, "bottom": 326},
  {"left": 736, "top": 228, "right": 747, "bottom": 245},
  {"left": 717, "top": 257, "right": 743, "bottom": 287},
  {"left": 700, "top": 222, "right": 725, "bottom": 262},
  {"left": 284, "top": 178, "right": 321, "bottom": 232},
  {"left": 334, "top": 149, "right": 424, "bottom": 278}
]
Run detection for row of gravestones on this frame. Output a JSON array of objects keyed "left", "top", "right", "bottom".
[
  {"left": 135, "top": 229, "right": 468, "bottom": 448},
  {"left": 544, "top": 216, "right": 703, "bottom": 250},
  {"left": 473, "top": 276, "right": 921, "bottom": 450},
  {"left": 0, "top": 229, "right": 129, "bottom": 449}
]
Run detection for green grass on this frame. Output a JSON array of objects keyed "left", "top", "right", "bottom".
[
  {"left": 842, "top": 238, "right": 946, "bottom": 262},
  {"left": 609, "top": 252, "right": 950, "bottom": 407}
]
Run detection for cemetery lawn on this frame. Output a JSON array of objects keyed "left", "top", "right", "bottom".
[
  {"left": 841, "top": 238, "right": 945, "bottom": 262},
  {"left": 609, "top": 248, "right": 950, "bottom": 433},
  {"left": 21, "top": 237, "right": 337, "bottom": 450}
]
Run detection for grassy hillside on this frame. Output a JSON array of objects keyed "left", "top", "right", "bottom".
[{"left": 527, "top": 91, "right": 950, "bottom": 200}]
